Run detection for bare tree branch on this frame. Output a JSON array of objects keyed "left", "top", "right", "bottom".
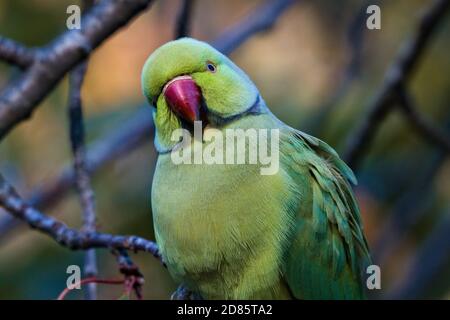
[
  {"left": 0, "top": 36, "right": 35, "bottom": 69},
  {"left": 68, "top": 59, "right": 99, "bottom": 299},
  {"left": 0, "top": 107, "right": 153, "bottom": 241},
  {"left": 0, "top": 0, "right": 155, "bottom": 140},
  {"left": 343, "top": 0, "right": 450, "bottom": 168},
  {"left": 0, "top": 173, "right": 162, "bottom": 260},
  {"left": 372, "top": 149, "right": 447, "bottom": 265},
  {"left": 175, "top": 0, "right": 196, "bottom": 39},
  {"left": 211, "top": 0, "right": 296, "bottom": 55},
  {"left": 372, "top": 108, "right": 450, "bottom": 267},
  {"left": 387, "top": 213, "right": 450, "bottom": 299},
  {"left": 396, "top": 88, "right": 450, "bottom": 153},
  {"left": 66, "top": 2, "right": 99, "bottom": 299},
  {"left": 305, "top": 0, "right": 372, "bottom": 134}
]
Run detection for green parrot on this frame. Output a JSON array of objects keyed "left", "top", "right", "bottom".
[{"left": 141, "top": 38, "right": 371, "bottom": 300}]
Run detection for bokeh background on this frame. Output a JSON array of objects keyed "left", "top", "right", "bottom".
[{"left": 0, "top": 0, "right": 449, "bottom": 299}]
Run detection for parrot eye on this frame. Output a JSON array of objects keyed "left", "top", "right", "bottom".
[{"left": 206, "top": 62, "right": 216, "bottom": 73}]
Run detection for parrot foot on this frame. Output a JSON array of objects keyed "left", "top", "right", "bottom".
[{"left": 171, "top": 285, "right": 203, "bottom": 300}]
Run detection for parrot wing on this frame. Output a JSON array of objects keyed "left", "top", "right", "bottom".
[{"left": 282, "top": 129, "right": 371, "bottom": 299}]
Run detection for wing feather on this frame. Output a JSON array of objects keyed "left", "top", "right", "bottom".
[{"left": 282, "top": 129, "right": 371, "bottom": 299}]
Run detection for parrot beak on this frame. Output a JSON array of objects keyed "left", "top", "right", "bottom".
[{"left": 163, "top": 75, "right": 201, "bottom": 123}]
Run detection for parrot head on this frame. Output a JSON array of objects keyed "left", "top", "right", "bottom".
[{"left": 141, "top": 38, "right": 261, "bottom": 152}]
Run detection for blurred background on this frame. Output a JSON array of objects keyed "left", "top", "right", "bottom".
[{"left": 0, "top": 0, "right": 449, "bottom": 299}]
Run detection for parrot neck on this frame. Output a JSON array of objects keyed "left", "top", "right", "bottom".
[{"left": 206, "top": 94, "right": 267, "bottom": 127}]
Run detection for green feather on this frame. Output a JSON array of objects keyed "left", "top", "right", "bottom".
[{"left": 143, "top": 37, "right": 371, "bottom": 300}]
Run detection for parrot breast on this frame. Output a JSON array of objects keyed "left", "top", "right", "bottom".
[{"left": 151, "top": 114, "right": 298, "bottom": 299}]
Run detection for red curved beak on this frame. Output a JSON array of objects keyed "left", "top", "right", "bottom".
[{"left": 163, "top": 75, "right": 201, "bottom": 123}]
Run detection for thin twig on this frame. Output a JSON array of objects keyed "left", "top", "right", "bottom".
[
  {"left": 372, "top": 109, "right": 450, "bottom": 265},
  {"left": 343, "top": 0, "right": 450, "bottom": 168},
  {"left": 66, "top": 0, "right": 98, "bottom": 300},
  {"left": 211, "top": 0, "right": 296, "bottom": 55},
  {"left": 0, "top": 0, "right": 155, "bottom": 140},
  {"left": 112, "top": 249, "right": 145, "bottom": 299},
  {"left": 396, "top": 88, "right": 450, "bottom": 153},
  {"left": 305, "top": 0, "right": 372, "bottom": 134},
  {"left": 0, "top": 36, "right": 35, "bottom": 69},
  {"left": 175, "top": 0, "right": 196, "bottom": 39},
  {"left": 69, "top": 60, "right": 98, "bottom": 299},
  {"left": 0, "top": 173, "right": 162, "bottom": 260},
  {"left": 372, "top": 150, "right": 447, "bottom": 265}
]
